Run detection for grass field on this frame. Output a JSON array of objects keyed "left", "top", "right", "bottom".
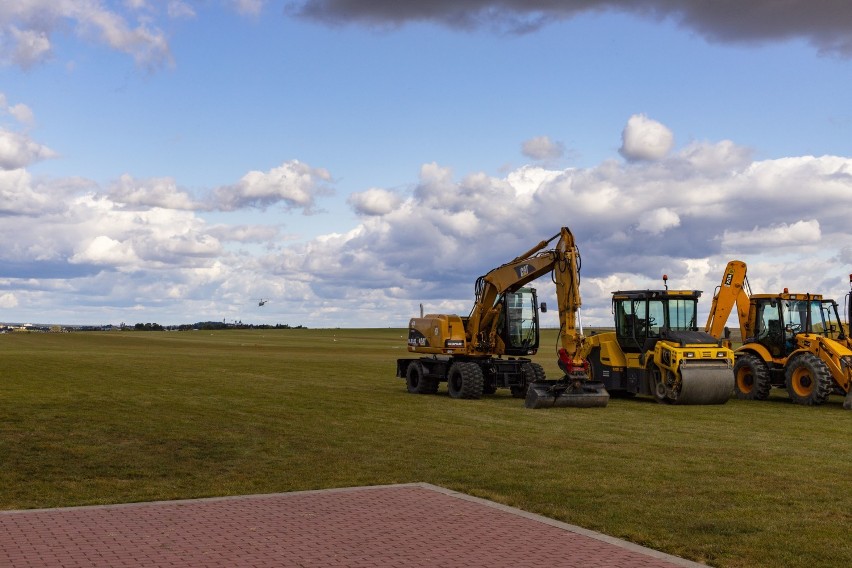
[{"left": 1, "top": 328, "right": 850, "bottom": 567}]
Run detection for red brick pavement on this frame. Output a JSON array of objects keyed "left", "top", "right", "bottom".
[{"left": 0, "top": 483, "right": 707, "bottom": 567}]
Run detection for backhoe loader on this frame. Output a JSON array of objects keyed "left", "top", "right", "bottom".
[
  {"left": 577, "top": 281, "right": 735, "bottom": 405},
  {"left": 396, "top": 227, "right": 609, "bottom": 408},
  {"left": 706, "top": 260, "right": 852, "bottom": 409}
]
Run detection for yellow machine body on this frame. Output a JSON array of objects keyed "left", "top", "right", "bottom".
[{"left": 706, "top": 261, "right": 852, "bottom": 409}]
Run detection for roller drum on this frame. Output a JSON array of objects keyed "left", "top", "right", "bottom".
[{"left": 674, "top": 362, "right": 734, "bottom": 405}]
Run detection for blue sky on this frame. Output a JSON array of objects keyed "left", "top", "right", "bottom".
[{"left": 2, "top": 1, "right": 852, "bottom": 328}]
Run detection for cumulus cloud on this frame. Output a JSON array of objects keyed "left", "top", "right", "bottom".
[
  {"left": 522, "top": 136, "right": 565, "bottom": 161},
  {"left": 211, "top": 160, "right": 333, "bottom": 212},
  {"left": 70, "top": 235, "right": 140, "bottom": 266},
  {"left": 3, "top": 113, "right": 852, "bottom": 328},
  {"left": 637, "top": 207, "right": 681, "bottom": 234},
  {"left": 0, "top": 129, "right": 57, "bottom": 170},
  {"left": 291, "top": 1, "right": 852, "bottom": 57},
  {"left": 720, "top": 220, "right": 822, "bottom": 252},
  {"left": 347, "top": 188, "right": 402, "bottom": 216},
  {"left": 619, "top": 114, "right": 674, "bottom": 162},
  {"left": 107, "top": 174, "right": 199, "bottom": 210},
  {"left": 0, "top": 0, "right": 174, "bottom": 69}
]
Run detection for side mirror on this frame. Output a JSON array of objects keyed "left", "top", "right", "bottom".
[{"left": 540, "top": 302, "right": 547, "bottom": 313}]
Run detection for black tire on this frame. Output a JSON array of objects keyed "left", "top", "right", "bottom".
[
  {"left": 650, "top": 368, "right": 672, "bottom": 404},
  {"left": 530, "top": 362, "right": 546, "bottom": 382},
  {"left": 447, "top": 362, "right": 484, "bottom": 399},
  {"left": 513, "top": 362, "right": 544, "bottom": 398},
  {"left": 406, "top": 362, "right": 438, "bottom": 394},
  {"left": 785, "top": 353, "right": 833, "bottom": 405},
  {"left": 733, "top": 353, "right": 771, "bottom": 400}
]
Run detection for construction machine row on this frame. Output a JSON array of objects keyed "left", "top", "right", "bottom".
[
  {"left": 396, "top": 227, "right": 824, "bottom": 408},
  {"left": 396, "top": 228, "right": 851, "bottom": 410}
]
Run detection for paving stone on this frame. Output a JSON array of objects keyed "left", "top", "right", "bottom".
[{"left": 0, "top": 483, "right": 706, "bottom": 567}]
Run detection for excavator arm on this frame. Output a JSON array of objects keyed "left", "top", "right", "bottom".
[
  {"left": 466, "top": 227, "right": 582, "bottom": 355},
  {"left": 705, "top": 260, "right": 750, "bottom": 340}
]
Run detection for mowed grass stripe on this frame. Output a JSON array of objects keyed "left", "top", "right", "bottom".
[{"left": 1, "top": 328, "right": 850, "bottom": 568}]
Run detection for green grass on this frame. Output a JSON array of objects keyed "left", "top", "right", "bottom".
[{"left": 1, "top": 328, "right": 850, "bottom": 567}]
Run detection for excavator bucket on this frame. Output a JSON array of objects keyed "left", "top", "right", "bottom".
[
  {"left": 525, "top": 380, "right": 610, "bottom": 409},
  {"left": 670, "top": 362, "right": 734, "bottom": 405}
]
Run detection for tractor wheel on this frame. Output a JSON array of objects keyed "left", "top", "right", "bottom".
[
  {"left": 733, "top": 353, "right": 771, "bottom": 400},
  {"left": 785, "top": 353, "right": 833, "bottom": 405},
  {"left": 406, "top": 362, "right": 438, "bottom": 394},
  {"left": 447, "top": 362, "right": 484, "bottom": 399}
]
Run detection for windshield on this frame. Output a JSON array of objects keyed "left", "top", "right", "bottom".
[
  {"left": 668, "top": 299, "right": 697, "bottom": 331},
  {"left": 504, "top": 289, "right": 538, "bottom": 349},
  {"left": 786, "top": 299, "right": 843, "bottom": 339}
]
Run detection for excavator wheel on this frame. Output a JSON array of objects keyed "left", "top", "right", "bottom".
[
  {"left": 406, "top": 362, "right": 438, "bottom": 394},
  {"left": 785, "top": 353, "right": 832, "bottom": 405},
  {"left": 733, "top": 353, "right": 771, "bottom": 400},
  {"left": 512, "top": 362, "right": 545, "bottom": 398},
  {"left": 447, "top": 362, "right": 484, "bottom": 400}
]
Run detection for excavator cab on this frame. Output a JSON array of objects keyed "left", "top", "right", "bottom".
[{"left": 499, "top": 287, "right": 541, "bottom": 356}]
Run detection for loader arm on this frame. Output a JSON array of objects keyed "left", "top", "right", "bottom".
[{"left": 705, "top": 260, "right": 750, "bottom": 339}]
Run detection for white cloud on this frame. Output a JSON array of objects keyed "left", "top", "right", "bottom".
[
  {"left": 108, "top": 174, "right": 199, "bottom": 210},
  {"left": 637, "top": 207, "right": 681, "bottom": 234},
  {"left": 3, "top": 113, "right": 852, "bottom": 328},
  {"left": 0, "top": 129, "right": 57, "bottom": 170},
  {"left": 348, "top": 188, "right": 402, "bottom": 216},
  {"left": 619, "top": 114, "right": 674, "bottom": 162},
  {"left": 0, "top": 291, "right": 18, "bottom": 308},
  {"left": 212, "top": 160, "right": 333, "bottom": 212},
  {"left": 70, "top": 235, "right": 139, "bottom": 266},
  {"left": 522, "top": 135, "right": 564, "bottom": 161},
  {"left": 0, "top": 168, "right": 51, "bottom": 214},
  {"left": 720, "top": 220, "right": 822, "bottom": 252},
  {"left": 0, "top": 0, "right": 174, "bottom": 69}
]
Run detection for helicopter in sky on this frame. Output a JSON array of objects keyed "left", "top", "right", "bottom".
[{"left": 256, "top": 298, "right": 269, "bottom": 307}]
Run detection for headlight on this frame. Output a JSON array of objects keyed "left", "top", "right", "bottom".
[
  {"left": 716, "top": 351, "right": 728, "bottom": 358},
  {"left": 684, "top": 351, "right": 695, "bottom": 358}
]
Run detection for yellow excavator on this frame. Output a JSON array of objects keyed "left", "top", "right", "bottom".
[
  {"left": 396, "top": 227, "right": 610, "bottom": 408},
  {"left": 705, "top": 260, "right": 852, "bottom": 409}
]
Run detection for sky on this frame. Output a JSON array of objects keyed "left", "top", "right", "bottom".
[{"left": 1, "top": 0, "right": 852, "bottom": 329}]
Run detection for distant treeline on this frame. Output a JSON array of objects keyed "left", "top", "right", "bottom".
[{"left": 70, "top": 322, "right": 308, "bottom": 332}]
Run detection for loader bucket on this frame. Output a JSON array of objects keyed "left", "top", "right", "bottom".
[
  {"left": 672, "top": 362, "right": 734, "bottom": 405},
  {"left": 525, "top": 380, "right": 610, "bottom": 409}
]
